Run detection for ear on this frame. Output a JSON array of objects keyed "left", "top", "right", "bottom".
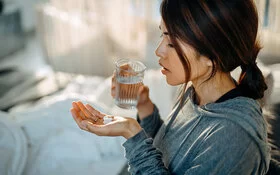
[
  {"left": 200, "top": 55, "right": 213, "bottom": 67},
  {"left": 206, "top": 59, "right": 213, "bottom": 67}
]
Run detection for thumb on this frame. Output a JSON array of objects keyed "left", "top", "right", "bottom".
[{"left": 137, "top": 85, "right": 150, "bottom": 104}]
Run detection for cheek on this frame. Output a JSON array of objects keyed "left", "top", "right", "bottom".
[
  {"left": 167, "top": 63, "right": 185, "bottom": 85},
  {"left": 186, "top": 55, "right": 202, "bottom": 80},
  {"left": 174, "top": 64, "right": 186, "bottom": 80},
  {"left": 172, "top": 55, "right": 186, "bottom": 80}
]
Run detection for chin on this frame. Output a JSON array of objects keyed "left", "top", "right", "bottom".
[{"left": 166, "top": 78, "right": 184, "bottom": 86}]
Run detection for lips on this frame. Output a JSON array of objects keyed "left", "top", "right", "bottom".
[
  {"left": 159, "top": 62, "right": 170, "bottom": 71},
  {"left": 159, "top": 62, "right": 170, "bottom": 75}
]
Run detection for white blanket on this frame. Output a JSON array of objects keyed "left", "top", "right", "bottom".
[
  {"left": 9, "top": 95, "right": 127, "bottom": 175},
  {"left": 0, "top": 111, "right": 27, "bottom": 175}
]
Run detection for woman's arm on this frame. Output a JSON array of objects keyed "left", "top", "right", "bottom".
[
  {"left": 123, "top": 119, "right": 268, "bottom": 175},
  {"left": 133, "top": 85, "right": 164, "bottom": 138},
  {"left": 123, "top": 130, "right": 170, "bottom": 175},
  {"left": 137, "top": 104, "right": 163, "bottom": 138},
  {"left": 71, "top": 101, "right": 170, "bottom": 174}
]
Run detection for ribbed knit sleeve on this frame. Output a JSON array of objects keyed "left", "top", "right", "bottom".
[{"left": 136, "top": 104, "right": 163, "bottom": 138}]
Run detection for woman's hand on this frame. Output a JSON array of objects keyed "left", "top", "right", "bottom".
[
  {"left": 111, "top": 65, "right": 154, "bottom": 120},
  {"left": 70, "top": 101, "right": 142, "bottom": 139},
  {"left": 111, "top": 71, "right": 117, "bottom": 98},
  {"left": 136, "top": 86, "right": 154, "bottom": 120}
]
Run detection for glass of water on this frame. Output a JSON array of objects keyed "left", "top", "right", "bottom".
[{"left": 114, "top": 58, "right": 146, "bottom": 109}]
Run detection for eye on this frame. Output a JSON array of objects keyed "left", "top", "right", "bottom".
[{"left": 167, "top": 43, "right": 174, "bottom": 48}]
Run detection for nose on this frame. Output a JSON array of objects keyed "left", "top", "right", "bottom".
[{"left": 155, "top": 41, "right": 165, "bottom": 59}]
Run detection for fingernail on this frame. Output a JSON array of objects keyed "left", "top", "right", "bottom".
[{"left": 72, "top": 102, "right": 78, "bottom": 108}]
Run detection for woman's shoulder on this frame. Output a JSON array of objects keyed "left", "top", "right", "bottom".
[
  {"left": 199, "top": 97, "right": 267, "bottom": 142},
  {"left": 182, "top": 86, "right": 265, "bottom": 133},
  {"left": 203, "top": 96, "right": 262, "bottom": 116}
]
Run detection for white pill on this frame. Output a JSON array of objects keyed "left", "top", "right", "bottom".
[{"left": 103, "top": 115, "right": 114, "bottom": 124}]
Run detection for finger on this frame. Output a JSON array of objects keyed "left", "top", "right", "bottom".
[
  {"left": 143, "top": 86, "right": 150, "bottom": 96},
  {"left": 119, "top": 64, "right": 135, "bottom": 76},
  {"left": 112, "top": 71, "right": 116, "bottom": 83},
  {"left": 71, "top": 108, "right": 87, "bottom": 130},
  {"left": 112, "top": 81, "right": 116, "bottom": 88},
  {"left": 137, "top": 86, "right": 144, "bottom": 101},
  {"left": 79, "top": 110, "right": 87, "bottom": 120},
  {"left": 85, "top": 104, "right": 105, "bottom": 119},
  {"left": 137, "top": 85, "right": 150, "bottom": 103},
  {"left": 81, "top": 111, "right": 102, "bottom": 124},
  {"left": 120, "top": 64, "right": 131, "bottom": 70},
  {"left": 77, "top": 101, "right": 98, "bottom": 121},
  {"left": 78, "top": 107, "right": 101, "bottom": 125},
  {"left": 137, "top": 85, "right": 145, "bottom": 95},
  {"left": 111, "top": 87, "right": 116, "bottom": 98},
  {"left": 112, "top": 79, "right": 116, "bottom": 88},
  {"left": 71, "top": 108, "right": 82, "bottom": 123},
  {"left": 138, "top": 85, "right": 149, "bottom": 97},
  {"left": 111, "top": 74, "right": 116, "bottom": 98},
  {"left": 72, "top": 102, "right": 80, "bottom": 112}
]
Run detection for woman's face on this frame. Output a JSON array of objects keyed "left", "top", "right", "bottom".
[{"left": 155, "top": 20, "right": 212, "bottom": 86}]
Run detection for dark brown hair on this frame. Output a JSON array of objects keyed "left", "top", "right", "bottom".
[{"left": 160, "top": 0, "right": 267, "bottom": 101}]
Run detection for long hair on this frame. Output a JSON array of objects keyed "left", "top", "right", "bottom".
[{"left": 160, "top": 0, "right": 267, "bottom": 104}]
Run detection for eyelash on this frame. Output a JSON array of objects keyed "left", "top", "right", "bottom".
[
  {"left": 167, "top": 44, "right": 174, "bottom": 48},
  {"left": 160, "top": 33, "right": 174, "bottom": 48}
]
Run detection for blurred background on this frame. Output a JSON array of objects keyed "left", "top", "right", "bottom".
[
  {"left": 0, "top": 0, "right": 279, "bottom": 175},
  {"left": 0, "top": 0, "right": 280, "bottom": 75},
  {"left": 1, "top": 0, "right": 279, "bottom": 107},
  {"left": 0, "top": 0, "right": 163, "bottom": 77}
]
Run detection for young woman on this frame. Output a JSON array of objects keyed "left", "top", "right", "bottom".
[{"left": 71, "top": 0, "right": 270, "bottom": 174}]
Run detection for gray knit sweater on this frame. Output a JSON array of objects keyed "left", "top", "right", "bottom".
[{"left": 122, "top": 87, "right": 270, "bottom": 175}]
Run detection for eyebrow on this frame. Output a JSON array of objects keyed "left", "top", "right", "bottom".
[{"left": 159, "top": 25, "right": 169, "bottom": 35}]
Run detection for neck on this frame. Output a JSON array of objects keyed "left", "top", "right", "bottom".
[{"left": 192, "top": 72, "right": 236, "bottom": 106}]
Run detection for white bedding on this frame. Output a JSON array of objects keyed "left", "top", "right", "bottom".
[
  {"left": 0, "top": 111, "right": 27, "bottom": 175},
  {"left": 1, "top": 68, "right": 177, "bottom": 175},
  {"left": 11, "top": 96, "right": 126, "bottom": 175}
]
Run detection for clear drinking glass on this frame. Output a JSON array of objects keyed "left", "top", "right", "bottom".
[{"left": 115, "top": 58, "right": 146, "bottom": 109}]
